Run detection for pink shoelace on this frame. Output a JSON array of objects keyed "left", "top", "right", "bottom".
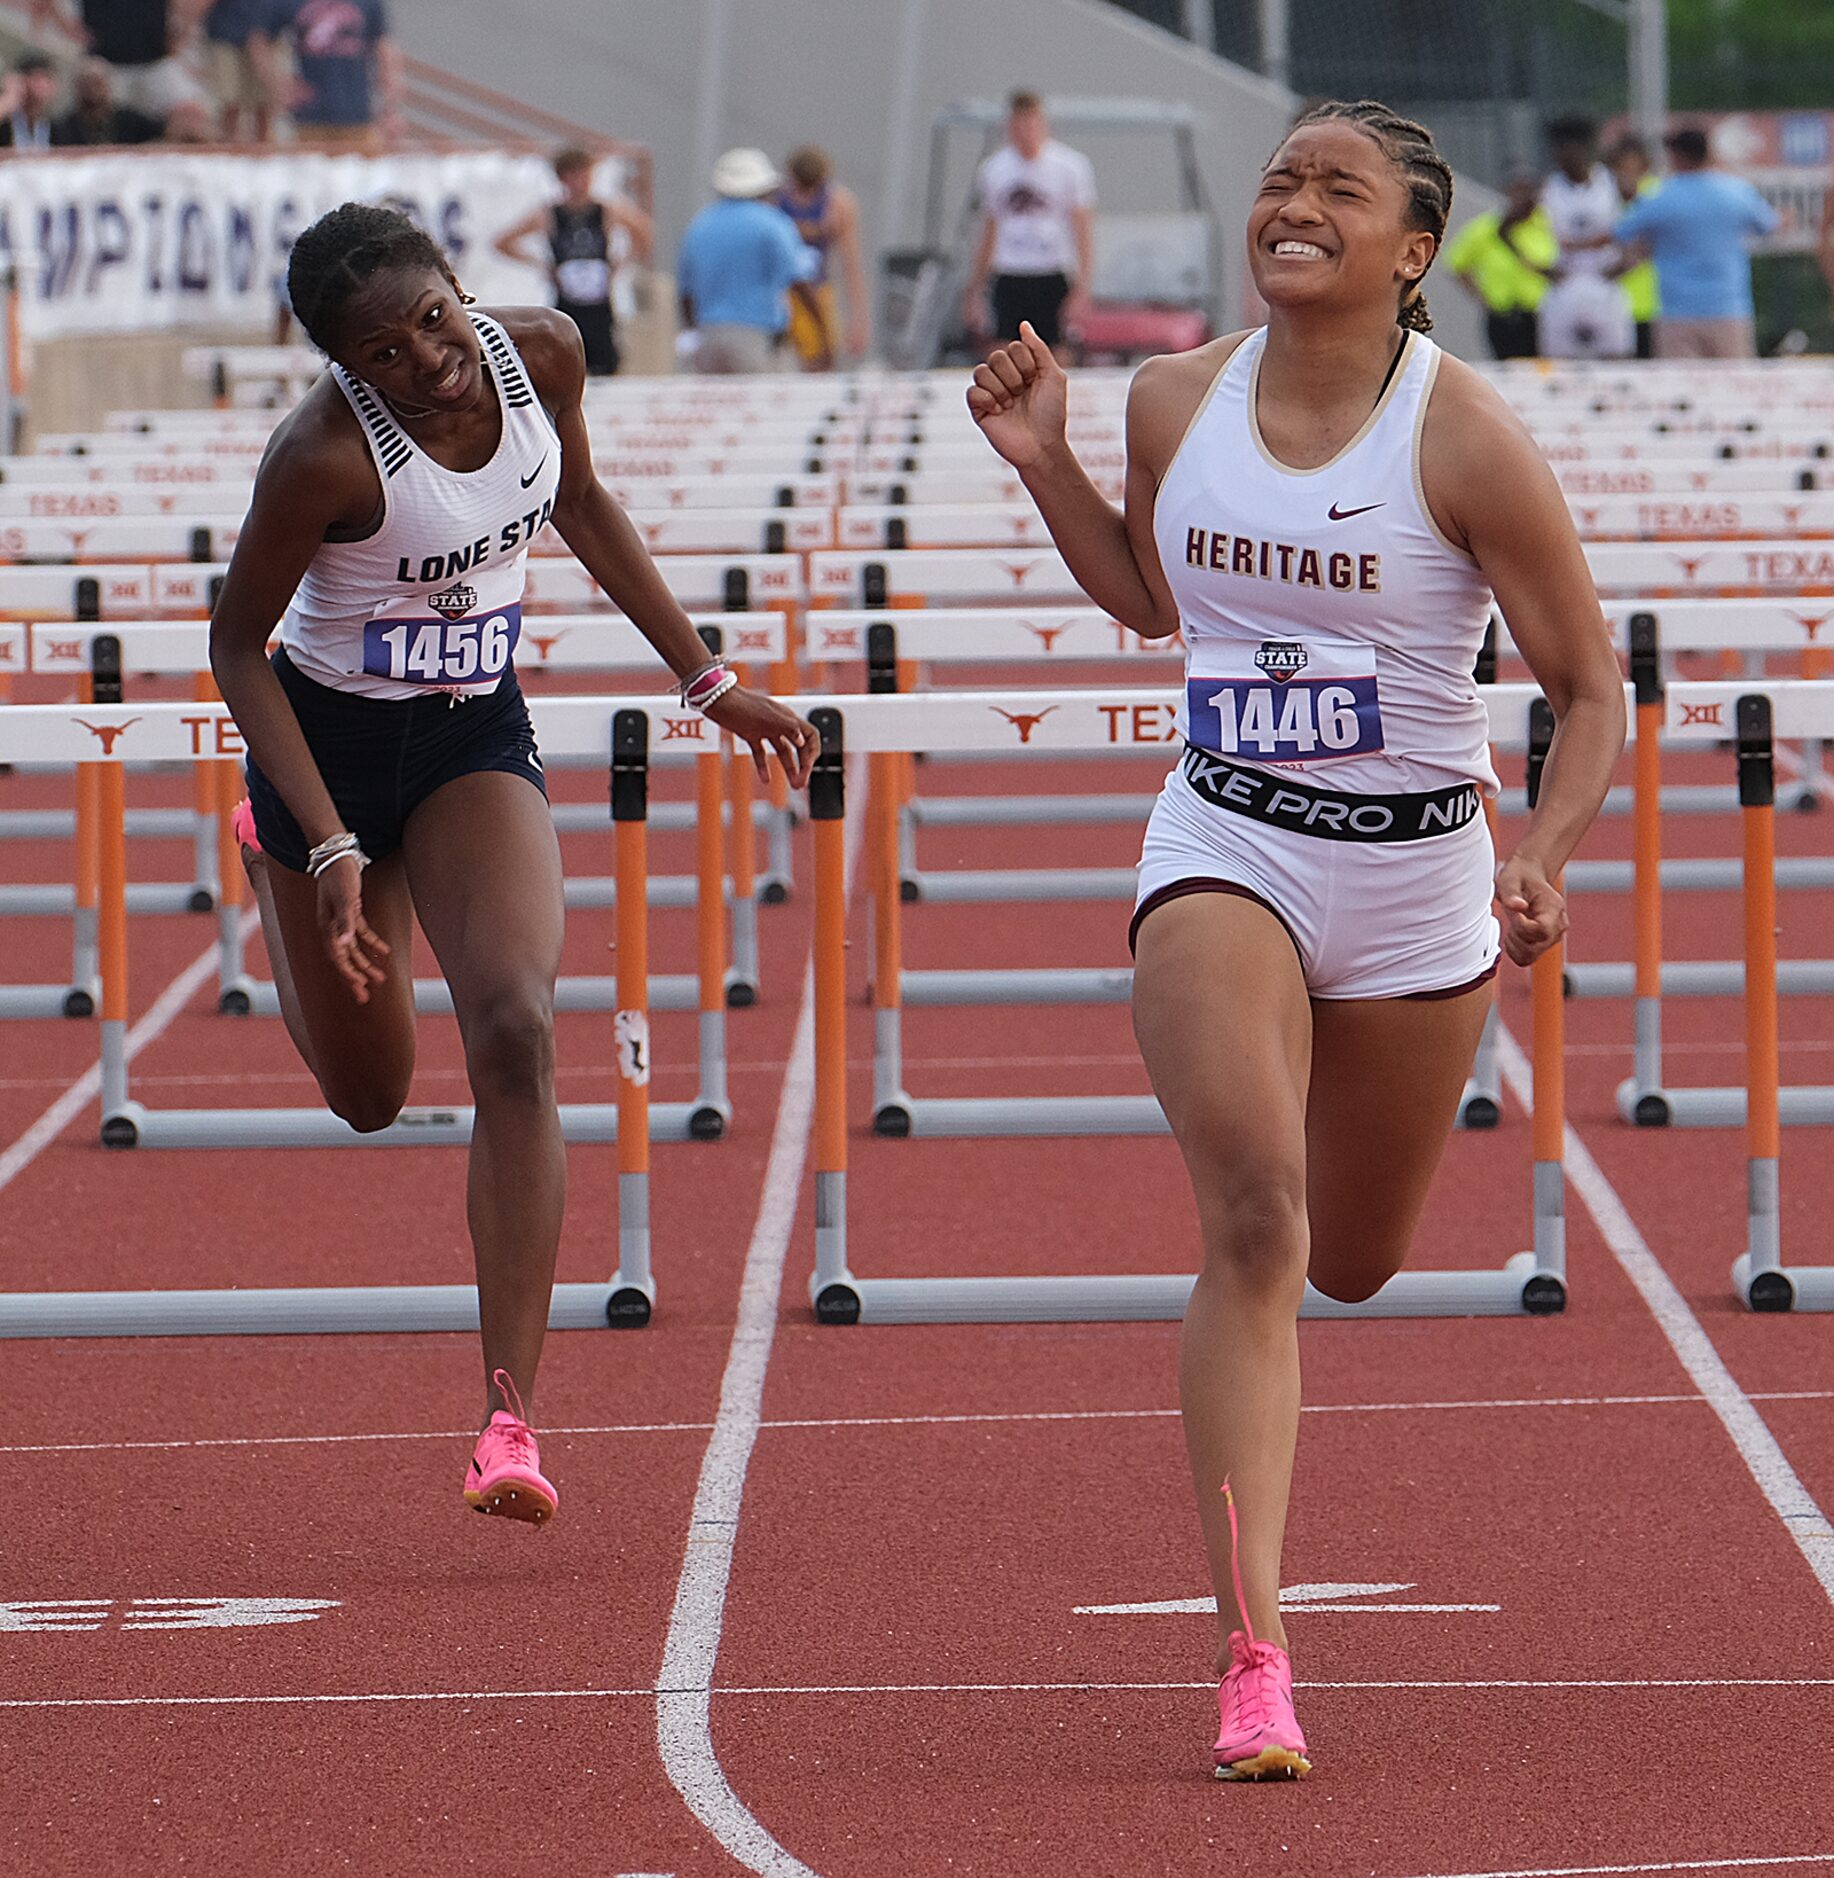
[
  {"left": 1221, "top": 1478, "right": 1286, "bottom": 1724},
  {"left": 490, "top": 1368, "right": 537, "bottom": 1461}
]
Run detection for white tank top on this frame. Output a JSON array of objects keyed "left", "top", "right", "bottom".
[
  {"left": 280, "top": 313, "right": 563, "bottom": 700},
  {"left": 1154, "top": 327, "right": 1498, "bottom": 798}
]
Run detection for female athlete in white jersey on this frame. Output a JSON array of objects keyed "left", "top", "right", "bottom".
[
  {"left": 969, "top": 101, "right": 1624, "bottom": 1776},
  {"left": 211, "top": 205, "right": 816, "bottom": 1525}
]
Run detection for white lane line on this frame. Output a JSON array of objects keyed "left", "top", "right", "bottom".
[
  {"left": 11, "top": 1388, "right": 1834, "bottom": 1459},
  {"left": 653, "top": 763, "right": 863, "bottom": 1878},
  {"left": 5, "top": 1675, "right": 1834, "bottom": 1712},
  {"left": 1389, "top": 1854, "right": 1834, "bottom": 1878},
  {"left": 1496, "top": 1026, "right": 1834, "bottom": 1604},
  {"left": 0, "top": 924, "right": 241, "bottom": 1196}
]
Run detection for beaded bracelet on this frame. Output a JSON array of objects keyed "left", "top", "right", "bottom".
[
  {"left": 679, "top": 659, "right": 737, "bottom": 710},
  {"left": 306, "top": 831, "right": 370, "bottom": 878}
]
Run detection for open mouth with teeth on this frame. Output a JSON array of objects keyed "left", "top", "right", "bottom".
[
  {"left": 421, "top": 357, "right": 472, "bottom": 404},
  {"left": 1269, "top": 239, "right": 1333, "bottom": 261}
]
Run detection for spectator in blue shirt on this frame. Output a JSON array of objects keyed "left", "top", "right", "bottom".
[
  {"left": 676, "top": 148, "right": 819, "bottom": 375},
  {"left": 1615, "top": 126, "right": 1779, "bottom": 359}
]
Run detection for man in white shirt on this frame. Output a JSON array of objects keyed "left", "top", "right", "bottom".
[{"left": 962, "top": 89, "right": 1096, "bottom": 352}]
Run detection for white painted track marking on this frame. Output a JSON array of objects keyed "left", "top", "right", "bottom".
[
  {"left": 1496, "top": 1026, "right": 1834, "bottom": 1603},
  {"left": 14, "top": 1389, "right": 1834, "bottom": 1459},
  {"left": 4, "top": 1675, "right": 1834, "bottom": 1712},
  {"left": 1390, "top": 1854, "right": 1834, "bottom": 1878},
  {"left": 653, "top": 760, "right": 863, "bottom": 1878},
  {"left": 0, "top": 922, "right": 245, "bottom": 1195}
]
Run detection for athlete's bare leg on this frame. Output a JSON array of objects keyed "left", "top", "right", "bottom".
[
  {"left": 1133, "top": 893, "right": 1313, "bottom": 1666},
  {"left": 1304, "top": 984, "right": 1493, "bottom": 1305},
  {"left": 402, "top": 770, "right": 565, "bottom": 1427},
  {"left": 1134, "top": 893, "right": 1491, "bottom": 1673},
  {"left": 250, "top": 848, "right": 418, "bottom": 1128}
]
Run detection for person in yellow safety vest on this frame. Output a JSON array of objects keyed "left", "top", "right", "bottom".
[
  {"left": 1444, "top": 168, "right": 1558, "bottom": 359},
  {"left": 1605, "top": 134, "right": 1662, "bottom": 358}
]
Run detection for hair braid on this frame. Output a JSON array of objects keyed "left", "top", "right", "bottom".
[
  {"left": 1283, "top": 99, "right": 1453, "bottom": 333},
  {"left": 286, "top": 202, "right": 458, "bottom": 355}
]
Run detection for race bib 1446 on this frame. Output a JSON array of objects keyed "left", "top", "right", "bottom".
[
  {"left": 1185, "top": 638, "right": 1383, "bottom": 764},
  {"left": 362, "top": 603, "right": 521, "bottom": 687}
]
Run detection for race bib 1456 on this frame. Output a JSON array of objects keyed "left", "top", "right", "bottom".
[
  {"left": 362, "top": 603, "right": 521, "bottom": 687},
  {"left": 1185, "top": 638, "right": 1383, "bottom": 764}
]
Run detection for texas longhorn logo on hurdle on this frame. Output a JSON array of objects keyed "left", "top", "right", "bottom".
[
  {"left": 991, "top": 706, "right": 1059, "bottom": 744},
  {"left": 1790, "top": 613, "right": 1831, "bottom": 642},
  {"left": 75, "top": 718, "right": 143, "bottom": 754}
]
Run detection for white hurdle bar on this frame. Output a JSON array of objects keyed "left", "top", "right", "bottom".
[
  {"left": 799, "top": 690, "right": 1569, "bottom": 1324},
  {"left": 0, "top": 695, "right": 745, "bottom": 1154}
]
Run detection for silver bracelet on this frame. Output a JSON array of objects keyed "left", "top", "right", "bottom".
[{"left": 306, "top": 831, "right": 369, "bottom": 878}]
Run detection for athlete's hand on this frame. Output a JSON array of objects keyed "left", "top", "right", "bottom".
[
  {"left": 706, "top": 686, "right": 820, "bottom": 789},
  {"left": 1495, "top": 854, "right": 1567, "bottom": 967},
  {"left": 966, "top": 321, "right": 1067, "bottom": 472},
  {"left": 316, "top": 858, "right": 391, "bottom": 1004}
]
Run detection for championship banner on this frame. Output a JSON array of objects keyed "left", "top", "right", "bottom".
[{"left": 0, "top": 148, "right": 630, "bottom": 341}]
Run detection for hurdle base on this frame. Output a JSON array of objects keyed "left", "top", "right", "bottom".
[
  {"left": 1614, "top": 1078, "right": 1674, "bottom": 1127},
  {"left": 1730, "top": 1254, "right": 1834, "bottom": 1312},
  {"left": 825, "top": 1254, "right": 1554, "bottom": 1325},
  {"left": 103, "top": 1100, "right": 704, "bottom": 1149},
  {"left": 901, "top": 966, "right": 1134, "bottom": 1006},
  {"left": 893, "top": 1092, "right": 1492, "bottom": 1140},
  {"left": 0, "top": 983, "right": 92, "bottom": 1020},
  {"left": 605, "top": 1266, "right": 657, "bottom": 1328},
  {"left": 0, "top": 1280, "right": 627, "bottom": 1339},
  {"left": 1619, "top": 1082, "right": 1834, "bottom": 1128}
]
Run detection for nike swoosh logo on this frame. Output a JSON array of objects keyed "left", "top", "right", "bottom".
[
  {"left": 519, "top": 456, "right": 549, "bottom": 489},
  {"left": 1327, "top": 502, "right": 1384, "bottom": 521}
]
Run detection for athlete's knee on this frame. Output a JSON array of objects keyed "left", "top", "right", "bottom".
[
  {"left": 463, "top": 989, "right": 556, "bottom": 1104},
  {"left": 323, "top": 1077, "right": 408, "bottom": 1135},
  {"left": 1193, "top": 1167, "right": 1309, "bottom": 1282},
  {"left": 1307, "top": 1242, "right": 1406, "bottom": 1305}
]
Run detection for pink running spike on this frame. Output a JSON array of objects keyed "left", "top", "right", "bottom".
[
  {"left": 1212, "top": 1477, "right": 1310, "bottom": 1780},
  {"left": 463, "top": 1369, "right": 558, "bottom": 1525},
  {"left": 231, "top": 797, "right": 260, "bottom": 855}
]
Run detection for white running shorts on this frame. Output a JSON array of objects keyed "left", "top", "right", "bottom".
[{"left": 1132, "top": 764, "right": 1501, "bottom": 1001}]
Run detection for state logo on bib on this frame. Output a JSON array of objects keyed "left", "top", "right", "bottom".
[
  {"left": 361, "top": 580, "right": 522, "bottom": 690},
  {"left": 1185, "top": 637, "right": 1383, "bottom": 766}
]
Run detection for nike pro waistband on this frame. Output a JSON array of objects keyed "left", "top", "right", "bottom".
[{"left": 1179, "top": 744, "right": 1484, "bottom": 844}]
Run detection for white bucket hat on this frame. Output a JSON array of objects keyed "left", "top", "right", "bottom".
[{"left": 712, "top": 147, "right": 780, "bottom": 198}]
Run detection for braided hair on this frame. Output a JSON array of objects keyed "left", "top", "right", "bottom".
[
  {"left": 1281, "top": 100, "right": 1453, "bottom": 334},
  {"left": 287, "top": 203, "right": 460, "bottom": 355}
]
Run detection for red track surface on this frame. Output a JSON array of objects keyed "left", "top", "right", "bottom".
[{"left": 3, "top": 671, "right": 1833, "bottom": 1878}]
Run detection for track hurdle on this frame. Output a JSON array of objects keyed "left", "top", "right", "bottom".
[
  {"left": 1725, "top": 694, "right": 1834, "bottom": 1312},
  {"left": 0, "top": 711, "right": 659, "bottom": 1339},
  {"left": 1617, "top": 677, "right": 1834, "bottom": 1130},
  {"left": 0, "top": 697, "right": 735, "bottom": 1153},
  {"left": 803, "top": 690, "right": 1567, "bottom": 1324}
]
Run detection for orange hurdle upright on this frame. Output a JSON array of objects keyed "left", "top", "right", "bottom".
[
  {"left": 609, "top": 708, "right": 655, "bottom": 1324},
  {"left": 1732, "top": 693, "right": 1788, "bottom": 1311},
  {"left": 805, "top": 707, "right": 855, "bottom": 1322},
  {"left": 1522, "top": 697, "right": 1567, "bottom": 1311},
  {"left": 1624, "top": 613, "right": 1670, "bottom": 1121}
]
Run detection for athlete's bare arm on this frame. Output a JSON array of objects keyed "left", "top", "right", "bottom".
[
  {"left": 1421, "top": 356, "right": 1626, "bottom": 965},
  {"left": 491, "top": 207, "right": 554, "bottom": 277},
  {"left": 609, "top": 196, "right": 654, "bottom": 267},
  {"left": 968, "top": 324, "right": 1243, "bottom": 637},
  {"left": 500, "top": 306, "right": 817, "bottom": 786},
  {"left": 828, "top": 184, "right": 869, "bottom": 358},
  {"left": 209, "top": 387, "right": 393, "bottom": 998}
]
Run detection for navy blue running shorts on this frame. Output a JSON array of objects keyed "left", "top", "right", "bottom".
[{"left": 245, "top": 647, "right": 548, "bottom": 874}]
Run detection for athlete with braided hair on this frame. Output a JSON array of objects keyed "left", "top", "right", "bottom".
[
  {"left": 212, "top": 204, "right": 816, "bottom": 1524},
  {"left": 970, "top": 102, "right": 1623, "bottom": 1776}
]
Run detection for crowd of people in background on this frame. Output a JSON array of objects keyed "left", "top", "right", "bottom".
[
  {"left": 1448, "top": 113, "right": 1779, "bottom": 362},
  {"left": 2, "top": 0, "right": 395, "bottom": 153}
]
